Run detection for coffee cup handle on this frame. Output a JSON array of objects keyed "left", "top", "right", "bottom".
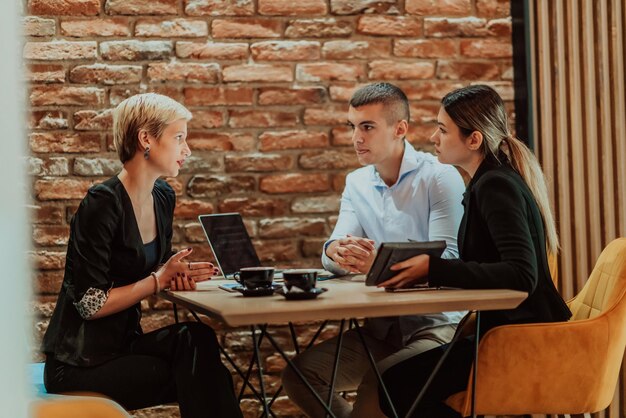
[{"left": 234, "top": 272, "right": 242, "bottom": 285}]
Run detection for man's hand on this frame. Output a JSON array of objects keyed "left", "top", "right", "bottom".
[{"left": 326, "top": 235, "right": 377, "bottom": 273}]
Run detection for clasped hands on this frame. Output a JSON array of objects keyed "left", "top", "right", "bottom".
[
  {"left": 154, "top": 248, "right": 220, "bottom": 291},
  {"left": 327, "top": 235, "right": 430, "bottom": 289}
]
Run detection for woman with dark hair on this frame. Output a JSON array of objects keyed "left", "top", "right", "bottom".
[
  {"left": 377, "top": 85, "right": 571, "bottom": 418},
  {"left": 42, "top": 93, "right": 243, "bottom": 418}
]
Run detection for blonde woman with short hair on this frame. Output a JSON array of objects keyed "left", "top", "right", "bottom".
[{"left": 42, "top": 93, "right": 243, "bottom": 418}]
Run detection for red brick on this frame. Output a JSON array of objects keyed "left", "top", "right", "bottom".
[
  {"left": 184, "top": 0, "right": 254, "bottom": 16},
  {"left": 187, "top": 175, "right": 256, "bottom": 198},
  {"left": 100, "top": 40, "right": 172, "bottom": 61},
  {"left": 259, "top": 218, "right": 326, "bottom": 238},
  {"left": 31, "top": 251, "right": 66, "bottom": 270},
  {"left": 179, "top": 155, "right": 224, "bottom": 174},
  {"left": 182, "top": 223, "right": 206, "bottom": 243},
  {"left": 394, "top": 39, "right": 457, "bottom": 58},
  {"left": 296, "top": 63, "right": 364, "bottom": 82},
  {"left": 291, "top": 196, "right": 341, "bottom": 214},
  {"left": 109, "top": 87, "right": 140, "bottom": 106},
  {"left": 29, "top": 0, "right": 100, "bottom": 16},
  {"left": 188, "top": 110, "right": 226, "bottom": 129},
  {"left": 225, "top": 154, "right": 293, "bottom": 172},
  {"left": 328, "top": 84, "right": 364, "bottom": 102},
  {"left": 437, "top": 60, "right": 500, "bottom": 80},
  {"left": 331, "top": 125, "right": 352, "bottom": 146},
  {"left": 218, "top": 198, "right": 289, "bottom": 217},
  {"left": 304, "top": 107, "right": 346, "bottom": 126},
  {"left": 73, "top": 157, "right": 122, "bottom": 176},
  {"left": 258, "top": 87, "right": 326, "bottom": 106},
  {"left": 33, "top": 226, "right": 70, "bottom": 246},
  {"left": 302, "top": 239, "right": 325, "bottom": 258},
  {"left": 476, "top": 0, "right": 510, "bottom": 17},
  {"left": 259, "top": 130, "right": 329, "bottom": 151},
  {"left": 332, "top": 172, "right": 348, "bottom": 191},
  {"left": 28, "top": 157, "right": 70, "bottom": 176},
  {"left": 187, "top": 132, "right": 255, "bottom": 151},
  {"left": 330, "top": 0, "right": 398, "bottom": 15},
  {"left": 148, "top": 62, "right": 220, "bottom": 83},
  {"left": 176, "top": 42, "right": 248, "bottom": 60},
  {"left": 74, "top": 109, "right": 114, "bottom": 131},
  {"left": 401, "top": 81, "right": 463, "bottom": 100},
  {"left": 165, "top": 178, "right": 184, "bottom": 196},
  {"left": 408, "top": 123, "right": 440, "bottom": 144},
  {"left": 105, "top": 0, "right": 177, "bottom": 15},
  {"left": 409, "top": 103, "right": 440, "bottom": 123},
  {"left": 285, "top": 18, "right": 353, "bottom": 38},
  {"left": 24, "top": 41, "right": 97, "bottom": 60},
  {"left": 322, "top": 40, "right": 391, "bottom": 59},
  {"left": 35, "top": 271, "right": 64, "bottom": 294},
  {"left": 223, "top": 64, "right": 292, "bottom": 82},
  {"left": 30, "top": 110, "right": 68, "bottom": 129},
  {"left": 60, "top": 18, "right": 130, "bottom": 37},
  {"left": 184, "top": 87, "right": 253, "bottom": 106},
  {"left": 251, "top": 41, "right": 320, "bottom": 61},
  {"left": 228, "top": 110, "right": 298, "bottom": 128},
  {"left": 30, "top": 86, "right": 105, "bottom": 106},
  {"left": 24, "top": 16, "right": 56, "bottom": 37},
  {"left": 30, "top": 132, "right": 101, "bottom": 153},
  {"left": 424, "top": 17, "right": 488, "bottom": 37},
  {"left": 212, "top": 19, "right": 282, "bottom": 39},
  {"left": 460, "top": 38, "right": 512, "bottom": 58},
  {"left": 258, "top": 0, "right": 327, "bottom": 16},
  {"left": 70, "top": 64, "right": 141, "bottom": 86},
  {"left": 299, "top": 150, "right": 359, "bottom": 169},
  {"left": 260, "top": 173, "right": 330, "bottom": 194},
  {"left": 406, "top": 0, "right": 471, "bottom": 16},
  {"left": 135, "top": 19, "right": 209, "bottom": 38},
  {"left": 27, "top": 64, "right": 65, "bottom": 84},
  {"left": 487, "top": 17, "right": 512, "bottom": 37},
  {"left": 254, "top": 239, "right": 298, "bottom": 262},
  {"left": 174, "top": 199, "right": 215, "bottom": 219},
  {"left": 35, "top": 179, "right": 95, "bottom": 200},
  {"left": 357, "top": 16, "right": 421, "bottom": 36},
  {"left": 368, "top": 61, "right": 435, "bottom": 80}
]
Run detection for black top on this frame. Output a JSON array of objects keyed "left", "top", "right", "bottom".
[
  {"left": 429, "top": 155, "right": 571, "bottom": 332},
  {"left": 42, "top": 176, "right": 176, "bottom": 367}
]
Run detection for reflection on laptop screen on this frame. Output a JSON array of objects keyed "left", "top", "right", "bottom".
[{"left": 198, "top": 213, "right": 261, "bottom": 276}]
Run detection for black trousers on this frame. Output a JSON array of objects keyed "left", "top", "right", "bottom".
[
  {"left": 44, "top": 322, "right": 243, "bottom": 418},
  {"left": 379, "top": 337, "right": 475, "bottom": 418}
]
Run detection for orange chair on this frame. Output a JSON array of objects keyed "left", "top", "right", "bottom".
[
  {"left": 445, "top": 237, "right": 626, "bottom": 416},
  {"left": 31, "top": 396, "right": 130, "bottom": 418}
]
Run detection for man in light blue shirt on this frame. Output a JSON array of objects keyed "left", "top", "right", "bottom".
[{"left": 282, "top": 83, "right": 465, "bottom": 418}]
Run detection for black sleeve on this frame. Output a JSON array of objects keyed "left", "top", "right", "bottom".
[
  {"left": 71, "top": 185, "right": 120, "bottom": 301},
  {"left": 429, "top": 173, "right": 539, "bottom": 293}
]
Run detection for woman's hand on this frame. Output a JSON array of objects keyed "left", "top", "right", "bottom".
[
  {"left": 376, "top": 254, "right": 430, "bottom": 289},
  {"left": 155, "top": 248, "right": 220, "bottom": 291}
]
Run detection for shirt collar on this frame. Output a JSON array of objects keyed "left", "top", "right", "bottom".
[{"left": 370, "top": 140, "right": 419, "bottom": 188}]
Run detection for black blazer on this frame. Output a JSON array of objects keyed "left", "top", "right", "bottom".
[
  {"left": 42, "top": 176, "right": 176, "bottom": 367},
  {"left": 429, "top": 155, "right": 571, "bottom": 332}
]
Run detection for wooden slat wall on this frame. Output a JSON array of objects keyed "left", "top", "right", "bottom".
[{"left": 528, "top": 0, "right": 626, "bottom": 417}]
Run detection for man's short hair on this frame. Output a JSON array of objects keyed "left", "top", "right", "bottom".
[
  {"left": 349, "top": 82, "right": 410, "bottom": 124},
  {"left": 113, "top": 93, "right": 192, "bottom": 163}
]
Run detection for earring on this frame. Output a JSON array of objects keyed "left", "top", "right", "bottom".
[{"left": 144, "top": 147, "right": 150, "bottom": 160}]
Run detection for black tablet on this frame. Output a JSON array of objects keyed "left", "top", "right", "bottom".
[{"left": 365, "top": 241, "right": 447, "bottom": 286}]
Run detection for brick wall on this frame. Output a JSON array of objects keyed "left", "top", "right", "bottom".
[{"left": 25, "top": 0, "right": 513, "bottom": 416}]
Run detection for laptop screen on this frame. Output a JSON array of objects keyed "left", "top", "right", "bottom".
[{"left": 198, "top": 213, "right": 261, "bottom": 276}]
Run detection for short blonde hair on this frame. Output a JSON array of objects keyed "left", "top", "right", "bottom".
[{"left": 113, "top": 93, "right": 192, "bottom": 163}]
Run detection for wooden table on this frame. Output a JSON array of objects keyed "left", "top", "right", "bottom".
[{"left": 161, "top": 276, "right": 527, "bottom": 418}]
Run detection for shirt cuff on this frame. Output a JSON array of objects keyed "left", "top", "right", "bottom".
[{"left": 73, "top": 287, "right": 109, "bottom": 319}]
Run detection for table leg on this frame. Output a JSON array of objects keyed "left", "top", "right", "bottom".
[
  {"left": 239, "top": 325, "right": 268, "bottom": 401},
  {"left": 252, "top": 325, "right": 270, "bottom": 418},
  {"left": 471, "top": 311, "right": 481, "bottom": 418},
  {"left": 264, "top": 331, "right": 338, "bottom": 418},
  {"left": 261, "top": 321, "right": 330, "bottom": 418},
  {"left": 173, "top": 303, "right": 179, "bottom": 324},
  {"left": 350, "top": 319, "right": 399, "bottom": 418},
  {"left": 326, "top": 319, "right": 346, "bottom": 418}
]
